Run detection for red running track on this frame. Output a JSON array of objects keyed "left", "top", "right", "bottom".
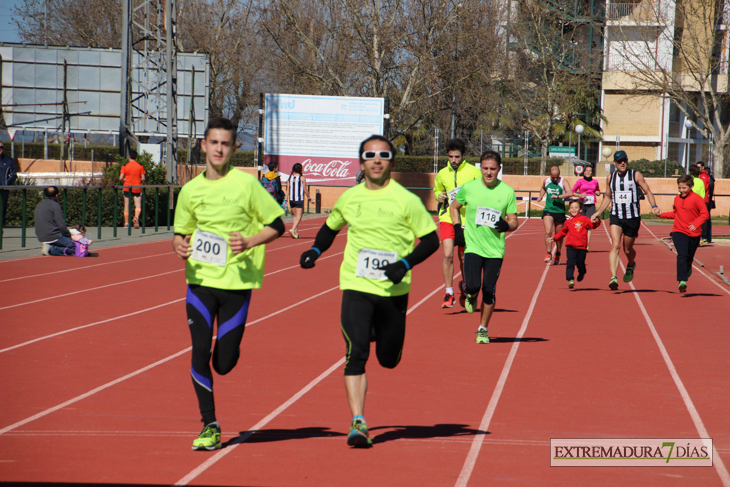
[{"left": 0, "top": 216, "right": 728, "bottom": 486}]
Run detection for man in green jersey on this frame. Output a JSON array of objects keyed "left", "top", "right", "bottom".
[
  {"left": 538, "top": 166, "right": 573, "bottom": 265},
  {"left": 433, "top": 139, "right": 481, "bottom": 308},
  {"left": 300, "top": 135, "right": 439, "bottom": 447},
  {"left": 450, "top": 151, "right": 518, "bottom": 344},
  {"left": 173, "top": 117, "right": 286, "bottom": 451}
]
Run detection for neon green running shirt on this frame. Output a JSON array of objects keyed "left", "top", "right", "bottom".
[
  {"left": 326, "top": 180, "right": 437, "bottom": 297},
  {"left": 455, "top": 178, "right": 517, "bottom": 259},
  {"left": 174, "top": 168, "right": 285, "bottom": 290}
]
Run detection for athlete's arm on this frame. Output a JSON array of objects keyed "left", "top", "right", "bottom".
[
  {"left": 300, "top": 223, "right": 340, "bottom": 268},
  {"left": 301, "top": 176, "right": 313, "bottom": 201},
  {"left": 378, "top": 231, "right": 439, "bottom": 284},
  {"left": 172, "top": 234, "right": 192, "bottom": 260},
  {"left": 592, "top": 176, "right": 612, "bottom": 221},
  {"left": 538, "top": 182, "right": 546, "bottom": 201},
  {"left": 229, "top": 217, "right": 284, "bottom": 254},
  {"left": 635, "top": 171, "right": 660, "bottom": 215},
  {"left": 561, "top": 180, "right": 573, "bottom": 199},
  {"left": 503, "top": 213, "right": 518, "bottom": 232}
]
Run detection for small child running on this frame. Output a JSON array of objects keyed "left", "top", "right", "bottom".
[
  {"left": 549, "top": 200, "right": 601, "bottom": 288},
  {"left": 659, "top": 175, "right": 709, "bottom": 293}
]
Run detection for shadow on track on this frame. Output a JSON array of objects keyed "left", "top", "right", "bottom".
[
  {"left": 489, "top": 336, "right": 548, "bottom": 343},
  {"left": 228, "top": 427, "right": 345, "bottom": 445},
  {"left": 370, "top": 423, "right": 487, "bottom": 444}
]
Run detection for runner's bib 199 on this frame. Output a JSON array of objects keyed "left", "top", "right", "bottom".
[
  {"left": 614, "top": 191, "right": 631, "bottom": 204},
  {"left": 475, "top": 206, "right": 502, "bottom": 229},
  {"left": 355, "top": 248, "right": 398, "bottom": 280},
  {"left": 190, "top": 229, "right": 228, "bottom": 267},
  {"left": 584, "top": 195, "right": 595, "bottom": 205},
  {"left": 448, "top": 186, "right": 462, "bottom": 204}
]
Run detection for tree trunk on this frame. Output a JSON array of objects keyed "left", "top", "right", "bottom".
[
  {"left": 540, "top": 140, "right": 548, "bottom": 176},
  {"left": 713, "top": 134, "right": 726, "bottom": 179}
]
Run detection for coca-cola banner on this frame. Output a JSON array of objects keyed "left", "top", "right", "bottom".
[{"left": 264, "top": 94, "right": 385, "bottom": 186}]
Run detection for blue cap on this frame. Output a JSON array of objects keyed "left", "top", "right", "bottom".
[{"left": 613, "top": 150, "right": 628, "bottom": 162}]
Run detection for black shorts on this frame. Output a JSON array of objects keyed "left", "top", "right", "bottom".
[
  {"left": 609, "top": 215, "right": 641, "bottom": 238},
  {"left": 542, "top": 211, "right": 566, "bottom": 225},
  {"left": 581, "top": 204, "right": 596, "bottom": 218},
  {"left": 341, "top": 290, "right": 408, "bottom": 376},
  {"left": 463, "top": 253, "right": 503, "bottom": 304},
  {"left": 123, "top": 190, "right": 141, "bottom": 198},
  {"left": 290, "top": 200, "right": 304, "bottom": 209}
]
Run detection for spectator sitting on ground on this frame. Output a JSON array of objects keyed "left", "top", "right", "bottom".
[{"left": 35, "top": 186, "right": 75, "bottom": 256}]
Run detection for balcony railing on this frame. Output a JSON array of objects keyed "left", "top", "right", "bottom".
[
  {"left": 606, "top": 51, "right": 660, "bottom": 71},
  {"left": 607, "top": 1, "right": 662, "bottom": 22}
]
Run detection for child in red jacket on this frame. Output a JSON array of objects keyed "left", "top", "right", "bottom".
[
  {"left": 549, "top": 200, "right": 602, "bottom": 288},
  {"left": 659, "top": 175, "right": 709, "bottom": 292}
]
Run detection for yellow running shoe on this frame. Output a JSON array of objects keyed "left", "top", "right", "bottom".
[{"left": 192, "top": 423, "right": 221, "bottom": 451}]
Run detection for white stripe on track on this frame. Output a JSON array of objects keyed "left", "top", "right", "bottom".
[
  {"left": 0, "top": 253, "right": 344, "bottom": 354},
  {"left": 0, "top": 252, "right": 174, "bottom": 283},
  {"left": 455, "top": 262, "right": 550, "bottom": 487},
  {"left": 640, "top": 221, "right": 730, "bottom": 297},
  {"left": 0, "top": 269, "right": 181, "bottom": 311},
  {"left": 174, "top": 282, "right": 450, "bottom": 486},
  {"left": 0, "top": 286, "right": 341, "bottom": 435},
  {"left": 603, "top": 223, "right": 730, "bottom": 486}
]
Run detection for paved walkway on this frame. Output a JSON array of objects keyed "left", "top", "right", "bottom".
[{"left": 0, "top": 213, "right": 324, "bottom": 261}]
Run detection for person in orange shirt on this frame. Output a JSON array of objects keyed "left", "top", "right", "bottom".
[{"left": 120, "top": 149, "right": 146, "bottom": 228}]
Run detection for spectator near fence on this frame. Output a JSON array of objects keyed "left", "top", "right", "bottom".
[
  {"left": 0, "top": 142, "right": 18, "bottom": 228},
  {"left": 120, "top": 149, "right": 146, "bottom": 229},
  {"left": 35, "top": 186, "right": 75, "bottom": 256}
]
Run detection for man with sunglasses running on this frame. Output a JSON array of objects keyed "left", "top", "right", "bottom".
[
  {"left": 591, "top": 150, "right": 661, "bottom": 290},
  {"left": 300, "top": 135, "right": 438, "bottom": 448}
]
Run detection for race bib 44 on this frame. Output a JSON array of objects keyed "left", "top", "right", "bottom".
[
  {"left": 355, "top": 248, "right": 398, "bottom": 280},
  {"left": 190, "top": 230, "right": 228, "bottom": 267},
  {"left": 615, "top": 191, "right": 631, "bottom": 204}
]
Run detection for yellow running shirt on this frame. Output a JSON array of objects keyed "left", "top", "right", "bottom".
[
  {"left": 174, "top": 168, "right": 285, "bottom": 290},
  {"left": 326, "top": 180, "right": 437, "bottom": 297},
  {"left": 455, "top": 178, "right": 517, "bottom": 259}
]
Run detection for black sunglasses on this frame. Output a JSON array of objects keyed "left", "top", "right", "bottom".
[{"left": 362, "top": 151, "right": 393, "bottom": 160}]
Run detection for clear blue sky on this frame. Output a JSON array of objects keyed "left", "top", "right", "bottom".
[{"left": 0, "top": 0, "right": 22, "bottom": 43}]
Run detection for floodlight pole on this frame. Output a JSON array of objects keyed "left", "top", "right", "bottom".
[
  {"left": 165, "top": 0, "right": 178, "bottom": 184},
  {"left": 119, "top": 0, "right": 132, "bottom": 159}
]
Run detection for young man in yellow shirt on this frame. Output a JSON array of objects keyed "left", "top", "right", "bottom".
[{"left": 172, "top": 117, "right": 285, "bottom": 450}]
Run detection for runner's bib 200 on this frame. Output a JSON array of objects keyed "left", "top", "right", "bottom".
[
  {"left": 614, "top": 191, "right": 631, "bottom": 204},
  {"left": 355, "top": 248, "right": 398, "bottom": 280},
  {"left": 475, "top": 206, "right": 502, "bottom": 229},
  {"left": 190, "top": 230, "right": 228, "bottom": 267}
]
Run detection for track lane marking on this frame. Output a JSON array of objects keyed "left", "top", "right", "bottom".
[
  {"left": 0, "top": 285, "right": 341, "bottom": 435},
  {"left": 0, "top": 252, "right": 344, "bottom": 354},
  {"left": 174, "top": 282, "right": 450, "bottom": 486},
  {"left": 603, "top": 222, "right": 730, "bottom": 486}
]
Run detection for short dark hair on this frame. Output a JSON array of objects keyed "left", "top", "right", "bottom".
[
  {"left": 204, "top": 117, "right": 236, "bottom": 140},
  {"left": 128, "top": 149, "right": 138, "bottom": 160},
  {"left": 267, "top": 161, "right": 279, "bottom": 171},
  {"left": 569, "top": 198, "right": 583, "bottom": 209},
  {"left": 677, "top": 174, "right": 694, "bottom": 186},
  {"left": 688, "top": 165, "right": 700, "bottom": 177},
  {"left": 358, "top": 135, "right": 395, "bottom": 163},
  {"left": 480, "top": 150, "right": 501, "bottom": 166},
  {"left": 44, "top": 186, "right": 59, "bottom": 198},
  {"left": 696, "top": 161, "right": 705, "bottom": 168},
  {"left": 446, "top": 138, "right": 466, "bottom": 155}
]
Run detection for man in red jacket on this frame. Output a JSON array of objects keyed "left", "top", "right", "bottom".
[
  {"left": 659, "top": 175, "right": 709, "bottom": 292},
  {"left": 696, "top": 161, "right": 712, "bottom": 244},
  {"left": 550, "top": 200, "right": 601, "bottom": 289}
]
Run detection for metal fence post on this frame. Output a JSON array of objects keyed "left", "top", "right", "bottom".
[
  {"left": 82, "top": 187, "right": 87, "bottom": 226},
  {"left": 113, "top": 188, "right": 118, "bottom": 237},
  {"left": 141, "top": 187, "right": 146, "bottom": 234},
  {"left": 155, "top": 187, "right": 159, "bottom": 232},
  {"left": 21, "top": 188, "right": 27, "bottom": 247},
  {"left": 98, "top": 187, "right": 102, "bottom": 240},
  {"left": 63, "top": 188, "right": 68, "bottom": 219},
  {"left": 315, "top": 189, "right": 321, "bottom": 214}
]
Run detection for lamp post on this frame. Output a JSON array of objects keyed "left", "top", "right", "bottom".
[
  {"left": 575, "top": 125, "right": 584, "bottom": 160},
  {"left": 684, "top": 119, "right": 693, "bottom": 174},
  {"left": 602, "top": 146, "right": 613, "bottom": 175}
]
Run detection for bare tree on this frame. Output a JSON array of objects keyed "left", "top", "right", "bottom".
[{"left": 606, "top": 0, "right": 729, "bottom": 176}]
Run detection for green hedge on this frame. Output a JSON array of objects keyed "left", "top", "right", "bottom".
[{"left": 626, "top": 159, "right": 685, "bottom": 178}]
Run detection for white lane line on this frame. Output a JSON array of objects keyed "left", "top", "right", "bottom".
[
  {"left": 603, "top": 223, "right": 730, "bottom": 487},
  {"left": 641, "top": 222, "right": 730, "bottom": 297},
  {"left": 0, "top": 269, "right": 181, "bottom": 311},
  {"left": 174, "top": 283, "right": 448, "bottom": 486},
  {"left": 0, "top": 253, "right": 344, "bottom": 354},
  {"left": 0, "top": 252, "right": 174, "bottom": 283},
  {"left": 455, "top": 262, "right": 551, "bottom": 487},
  {"left": 0, "top": 285, "right": 341, "bottom": 435}
]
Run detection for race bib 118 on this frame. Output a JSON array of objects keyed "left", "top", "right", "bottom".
[
  {"left": 355, "top": 248, "right": 398, "bottom": 280},
  {"left": 190, "top": 230, "right": 228, "bottom": 267},
  {"left": 475, "top": 206, "right": 502, "bottom": 229}
]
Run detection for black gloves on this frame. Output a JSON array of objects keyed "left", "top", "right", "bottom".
[
  {"left": 494, "top": 218, "right": 510, "bottom": 233},
  {"left": 378, "top": 260, "right": 409, "bottom": 285},
  {"left": 300, "top": 248, "right": 321, "bottom": 268},
  {"left": 453, "top": 224, "right": 466, "bottom": 248}
]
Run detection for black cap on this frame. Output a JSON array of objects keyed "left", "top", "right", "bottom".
[{"left": 613, "top": 150, "right": 628, "bottom": 162}]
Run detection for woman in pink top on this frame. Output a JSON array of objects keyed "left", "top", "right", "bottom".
[{"left": 572, "top": 165, "right": 601, "bottom": 249}]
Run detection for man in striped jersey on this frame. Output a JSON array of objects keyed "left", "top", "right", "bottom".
[{"left": 591, "top": 150, "right": 661, "bottom": 290}]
